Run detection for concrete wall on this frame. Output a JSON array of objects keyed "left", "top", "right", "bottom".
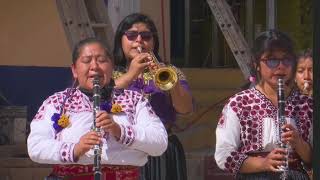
[
  {"left": 141, "top": 0, "right": 171, "bottom": 62},
  {"left": 0, "top": 1, "right": 73, "bottom": 122},
  {"left": 0, "top": 0, "right": 171, "bottom": 66},
  {"left": 0, "top": 0, "right": 70, "bottom": 67},
  {"left": 0, "top": 0, "right": 172, "bottom": 121}
]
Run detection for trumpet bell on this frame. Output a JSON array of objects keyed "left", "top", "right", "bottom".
[
  {"left": 154, "top": 66, "right": 178, "bottom": 91},
  {"left": 136, "top": 47, "right": 178, "bottom": 91}
]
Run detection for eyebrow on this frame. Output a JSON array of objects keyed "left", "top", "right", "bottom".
[{"left": 80, "top": 54, "right": 106, "bottom": 57}]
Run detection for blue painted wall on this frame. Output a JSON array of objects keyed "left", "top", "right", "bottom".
[{"left": 0, "top": 66, "right": 73, "bottom": 123}]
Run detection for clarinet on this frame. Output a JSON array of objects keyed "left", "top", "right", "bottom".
[
  {"left": 92, "top": 76, "right": 102, "bottom": 180},
  {"left": 277, "top": 77, "right": 289, "bottom": 179}
]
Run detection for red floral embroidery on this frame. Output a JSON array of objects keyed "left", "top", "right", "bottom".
[
  {"left": 59, "top": 142, "right": 75, "bottom": 163},
  {"left": 222, "top": 88, "right": 312, "bottom": 174}
]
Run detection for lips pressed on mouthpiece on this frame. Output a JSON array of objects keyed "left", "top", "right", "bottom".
[
  {"left": 137, "top": 47, "right": 142, "bottom": 53},
  {"left": 303, "top": 81, "right": 309, "bottom": 91}
]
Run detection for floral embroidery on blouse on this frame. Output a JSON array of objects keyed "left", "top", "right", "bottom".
[
  {"left": 217, "top": 88, "right": 313, "bottom": 174},
  {"left": 50, "top": 88, "right": 76, "bottom": 133},
  {"left": 33, "top": 88, "right": 155, "bottom": 132}
]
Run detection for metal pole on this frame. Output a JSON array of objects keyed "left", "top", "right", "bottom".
[
  {"left": 313, "top": 0, "right": 319, "bottom": 179},
  {"left": 245, "top": 0, "right": 254, "bottom": 48},
  {"left": 184, "top": 0, "right": 190, "bottom": 67},
  {"left": 266, "top": 0, "right": 276, "bottom": 29}
]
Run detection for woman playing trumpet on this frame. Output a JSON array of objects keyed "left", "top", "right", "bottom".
[
  {"left": 27, "top": 38, "right": 168, "bottom": 180},
  {"left": 113, "top": 13, "right": 193, "bottom": 180},
  {"left": 294, "top": 48, "right": 313, "bottom": 179},
  {"left": 295, "top": 48, "right": 313, "bottom": 97},
  {"left": 215, "top": 30, "right": 312, "bottom": 179}
]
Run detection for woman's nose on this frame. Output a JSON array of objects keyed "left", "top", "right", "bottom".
[
  {"left": 304, "top": 70, "right": 311, "bottom": 80},
  {"left": 277, "top": 61, "right": 287, "bottom": 69},
  {"left": 90, "top": 59, "right": 99, "bottom": 70},
  {"left": 135, "top": 34, "right": 143, "bottom": 42}
]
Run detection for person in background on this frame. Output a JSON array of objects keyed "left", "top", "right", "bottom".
[
  {"left": 113, "top": 13, "right": 193, "bottom": 180},
  {"left": 27, "top": 38, "right": 168, "bottom": 180},
  {"left": 295, "top": 48, "right": 313, "bottom": 97},
  {"left": 215, "top": 30, "right": 312, "bottom": 179},
  {"left": 295, "top": 48, "right": 313, "bottom": 179}
]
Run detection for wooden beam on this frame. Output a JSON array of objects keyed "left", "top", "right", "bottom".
[{"left": 207, "top": 0, "right": 252, "bottom": 79}]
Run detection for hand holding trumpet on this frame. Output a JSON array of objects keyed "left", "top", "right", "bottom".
[
  {"left": 128, "top": 47, "right": 164, "bottom": 77},
  {"left": 115, "top": 46, "right": 177, "bottom": 91},
  {"left": 127, "top": 51, "right": 151, "bottom": 79},
  {"left": 136, "top": 46, "right": 160, "bottom": 71}
]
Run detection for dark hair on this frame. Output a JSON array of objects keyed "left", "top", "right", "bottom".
[
  {"left": 251, "top": 29, "right": 297, "bottom": 81},
  {"left": 72, "top": 37, "right": 112, "bottom": 64},
  {"left": 297, "top": 48, "right": 313, "bottom": 62},
  {"left": 113, "top": 13, "right": 160, "bottom": 67}
]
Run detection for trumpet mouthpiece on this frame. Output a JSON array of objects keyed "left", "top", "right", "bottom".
[
  {"left": 137, "top": 47, "right": 142, "bottom": 53},
  {"left": 303, "top": 81, "right": 309, "bottom": 91}
]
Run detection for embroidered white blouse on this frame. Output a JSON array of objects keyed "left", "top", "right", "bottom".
[
  {"left": 27, "top": 88, "right": 168, "bottom": 166},
  {"left": 215, "top": 88, "right": 313, "bottom": 174}
]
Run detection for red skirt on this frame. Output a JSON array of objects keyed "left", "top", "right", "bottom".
[{"left": 51, "top": 164, "right": 139, "bottom": 180}]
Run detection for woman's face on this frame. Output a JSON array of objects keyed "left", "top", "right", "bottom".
[
  {"left": 258, "top": 50, "right": 295, "bottom": 88},
  {"left": 295, "top": 57, "right": 313, "bottom": 94},
  {"left": 121, "top": 22, "right": 155, "bottom": 61},
  {"left": 71, "top": 43, "right": 113, "bottom": 90}
]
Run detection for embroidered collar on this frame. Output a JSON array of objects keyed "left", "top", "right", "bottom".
[
  {"left": 79, "top": 86, "right": 113, "bottom": 102},
  {"left": 132, "top": 78, "right": 157, "bottom": 94},
  {"left": 113, "top": 69, "right": 157, "bottom": 95},
  {"left": 80, "top": 87, "right": 124, "bottom": 114},
  {"left": 51, "top": 86, "right": 125, "bottom": 133},
  {"left": 51, "top": 88, "right": 76, "bottom": 133}
]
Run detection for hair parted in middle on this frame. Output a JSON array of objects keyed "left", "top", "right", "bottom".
[
  {"left": 72, "top": 37, "right": 113, "bottom": 65},
  {"left": 113, "top": 13, "right": 160, "bottom": 68},
  {"left": 250, "top": 29, "right": 297, "bottom": 82}
]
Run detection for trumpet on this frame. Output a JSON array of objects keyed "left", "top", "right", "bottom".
[{"left": 137, "top": 47, "right": 178, "bottom": 91}]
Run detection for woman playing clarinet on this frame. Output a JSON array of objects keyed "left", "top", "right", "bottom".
[
  {"left": 215, "top": 30, "right": 312, "bottom": 180},
  {"left": 27, "top": 38, "right": 168, "bottom": 180}
]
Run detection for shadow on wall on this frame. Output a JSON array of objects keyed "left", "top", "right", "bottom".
[{"left": 0, "top": 66, "right": 72, "bottom": 125}]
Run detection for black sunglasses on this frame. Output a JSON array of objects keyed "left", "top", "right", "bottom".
[
  {"left": 261, "top": 58, "right": 294, "bottom": 69},
  {"left": 124, "top": 31, "right": 153, "bottom": 41}
]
